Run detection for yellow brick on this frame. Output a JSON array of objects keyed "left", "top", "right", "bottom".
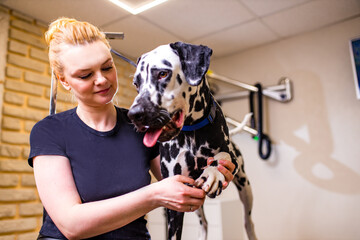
[
  {"left": 8, "top": 53, "right": 46, "bottom": 72},
  {"left": 4, "top": 91, "right": 25, "bottom": 105},
  {"left": 5, "top": 77, "right": 44, "bottom": 96},
  {"left": 1, "top": 131, "right": 29, "bottom": 145},
  {"left": 0, "top": 204, "right": 16, "bottom": 218},
  {"left": 24, "top": 71, "right": 50, "bottom": 86},
  {"left": 0, "top": 174, "right": 19, "bottom": 187},
  {"left": 0, "top": 235, "right": 14, "bottom": 240},
  {"left": 8, "top": 40, "right": 28, "bottom": 55},
  {"left": 0, "top": 144, "right": 22, "bottom": 158},
  {"left": 12, "top": 10, "right": 33, "bottom": 23},
  {"left": 19, "top": 203, "right": 43, "bottom": 216},
  {"left": 6, "top": 66, "right": 22, "bottom": 79},
  {"left": 28, "top": 97, "right": 49, "bottom": 110},
  {"left": 18, "top": 232, "right": 39, "bottom": 240},
  {"left": 11, "top": 19, "right": 42, "bottom": 36},
  {"left": 24, "top": 120, "right": 36, "bottom": 132},
  {"left": 2, "top": 116, "right": 22, "bottom": 130},
  {"left": 21, "top": 174, "right": 36, "bottom": 187},
  {"left": 22, "top": 147, "right": 30, "bottom": 159},
  {"left": 0, "top": 189, "right": 37, "bottom": 202},
  {"left": 0, "top": 5, "right": 10, "bottom": 13},
  {"left": 0, "top": 160, "right": 32, "bottom": 172},
  {"left": 9, "top": 28, "right": 46, "bottom": 49},
  {"left": 3, "top": 105, "right": 46, "bottom": 121},
  {"left": 30, "top": 47, "right": 48, "bottom": 62},
  {"left": 0, "top": 218, "right": 37, "bottom": 233}
]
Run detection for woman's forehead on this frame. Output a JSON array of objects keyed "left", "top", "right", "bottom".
[{"left": 60, "top": 41, "right": 112, "bottom": 72}]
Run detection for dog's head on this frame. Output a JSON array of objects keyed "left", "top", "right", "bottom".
[{"left": 128, "top": 42, "right": 212, "bottom": 147}]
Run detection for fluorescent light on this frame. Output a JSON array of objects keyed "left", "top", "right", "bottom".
[{"left": 108, "top": 0, "right": 169, "bottom": 15}]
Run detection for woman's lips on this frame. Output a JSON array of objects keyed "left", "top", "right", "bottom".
[{"left": 95, "top": 87, "right": 110, "bottom": 94}]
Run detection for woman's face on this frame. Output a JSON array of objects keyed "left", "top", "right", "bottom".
[{"left": 58, "top": 40, "right": 118, "bottom": 108}]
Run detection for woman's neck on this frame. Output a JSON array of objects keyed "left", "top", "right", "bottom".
[{"left": 76, "top": 103, "right": 117, "bottom": 132}]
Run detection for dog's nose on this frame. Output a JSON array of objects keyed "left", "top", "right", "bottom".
[{"left": 128, "top": 105, "right": 145, "bottom": 122}]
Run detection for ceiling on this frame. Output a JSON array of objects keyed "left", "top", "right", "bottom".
[{"left": 1, "top": 0, "right": 360, "bottom": 60}]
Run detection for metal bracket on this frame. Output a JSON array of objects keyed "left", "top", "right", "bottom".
[{"left": 214, "top": 77, "right": 292, "bottom": 103}]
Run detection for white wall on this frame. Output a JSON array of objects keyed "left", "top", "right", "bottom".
[{"left": 210, "top": 17, "right": 360, "bottom": 240}]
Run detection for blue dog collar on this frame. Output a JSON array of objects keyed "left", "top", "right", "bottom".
[{"left": 181, "top": 99, "right": 216, "bottom": 132}]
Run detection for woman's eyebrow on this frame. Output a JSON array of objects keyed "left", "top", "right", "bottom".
[{"left": 71, "top": 58, "right": 113, "bottom": 75}]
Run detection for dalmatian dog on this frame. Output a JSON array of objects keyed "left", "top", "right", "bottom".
[{"left": 127, "top": 42, "right": 257, "bottom": 240}]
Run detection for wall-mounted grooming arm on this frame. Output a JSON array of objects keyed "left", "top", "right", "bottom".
[
  {"left": 104, "top": 32, "right": 124, "bottom": 39},
  {"left": 211, "top": 75, "right": 292, "bottom": 103},
  {"left": 207, "top": 70, "right": 259, "bottom": 92}
]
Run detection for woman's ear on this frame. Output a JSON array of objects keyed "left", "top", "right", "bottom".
[{"left": 58, "top": 74, "right": 71, "bottom": 91}]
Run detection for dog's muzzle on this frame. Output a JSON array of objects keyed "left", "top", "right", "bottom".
[{"left": 128, "top": 103, "right": 184, "bottom": 147}]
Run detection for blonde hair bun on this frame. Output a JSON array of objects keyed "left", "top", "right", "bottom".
[{"left": 45, "top": 17, "right": 110, "bottom": 76}]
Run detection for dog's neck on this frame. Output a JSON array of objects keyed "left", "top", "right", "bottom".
[{"left": 184, "top": 77, "right": 213, "bottom": 126}]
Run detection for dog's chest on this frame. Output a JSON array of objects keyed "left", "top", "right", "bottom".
[{"left": 159, "top": 133, "right": 220, "bottom": 180}]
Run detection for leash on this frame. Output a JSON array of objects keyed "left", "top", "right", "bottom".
[
  {"left": 110, "top": 48, "right": 137, "bottom": 68},
  {"left": 181, "top": 99, "right": 217, "bottom": 131},
  {"left": 249, "top": 83, "right": 272, "bottom": 160}
]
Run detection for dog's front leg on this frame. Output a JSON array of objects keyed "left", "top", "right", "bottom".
[
  {"left": 166, "top": 209, "right": 185, "bottom": 240},
  {"left": 195, "top": 152, "right": 231, "bottom": 198},
  {"left": 195, "top": 206, "right": 208, "bottom": 240}
]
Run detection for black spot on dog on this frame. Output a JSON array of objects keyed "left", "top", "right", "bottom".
[
  {"left": 161, "top": 161, "right": 169, "bottom": 178},
  {"left": 182, "top": 92, "right": 186, "bottom": 98},
  {"left": 155, "top": 93, "right": 161, "bottom": 106},
  {"left": 209, "top": 161, "right": 218, "bottom": 167},
  {"left": 200, "top": 146, "right": 212, "bottom": 157},
  {"left": 177, "top": 74, "right": 182, "bottom": 85},
  {"left": 185, "top": 152, "right": 195, "bottom": 171},
  {"left": 174, "top": 163, "right": 182, "bottom": 175},
  {"left": 133, "top": 75, "right": 143, "bottom": 90},
  {"left": 170, "top": 143, "right": 180, "bottom": 159},
  {"left": 194, "top": 99, "right": 204, "bottom": 112},
  {"left": 160, "top": 143, "right": 171, "bottom": 163},
  {"left": 177, "top": 134, "right": 185, "bottom": 148},
  {"left": 163, "top": 59, "right": 172, "bottom": 67},
  {"left": 188, "top": 93, "right": 197, "bottom": 112}
]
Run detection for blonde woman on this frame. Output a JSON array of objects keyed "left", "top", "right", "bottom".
[{"left": 29, "top": 17, "right": 234, "bottom": 240}]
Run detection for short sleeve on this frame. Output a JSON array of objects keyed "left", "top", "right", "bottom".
[
  {"left": 28, "top": 117, "right": 67, "bottom": 167},
  {"left": 148, "top": 142, "right": 160, "bottom": 160}
]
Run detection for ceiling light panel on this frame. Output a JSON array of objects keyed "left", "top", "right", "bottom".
[{"left": 108, "top": 0, "right": 169, "bottom": 15}]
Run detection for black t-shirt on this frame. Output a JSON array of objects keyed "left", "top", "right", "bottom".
[{"left": 28, "top": 106, "right": 159, "bottom": 239}]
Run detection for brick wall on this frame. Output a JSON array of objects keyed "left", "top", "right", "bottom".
[{"left": 0, "top": 7, "right": 137, "bottom": 240}]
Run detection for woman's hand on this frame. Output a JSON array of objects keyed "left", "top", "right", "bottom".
[
  {"left": 207, "top": 157, "right": 235, "bottom": 190},
  {"left": 152, "top": 175, "right": 206, "bottom": 212}
]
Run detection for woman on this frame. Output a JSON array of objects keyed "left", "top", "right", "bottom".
[{"left": 29, "top": 17, "right": 234, "bottom": 240}]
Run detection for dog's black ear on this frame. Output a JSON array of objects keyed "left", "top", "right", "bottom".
[{"left": 170, "top": 42, "right": 212, "bottom": 86}]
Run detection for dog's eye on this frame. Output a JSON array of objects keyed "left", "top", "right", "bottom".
[{"left": 158, "top": 71, "right": 168, "bottom": 79}]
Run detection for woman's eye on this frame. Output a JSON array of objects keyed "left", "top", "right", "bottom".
[
  {"left": 158, "top": 71, "right": 168, "bottom": 79},
  {"left": 79, "top": 73, "right": 92, "bottom": 79},
  {"left": 102, "top": 66, "right": 113, "bottom": 71}
]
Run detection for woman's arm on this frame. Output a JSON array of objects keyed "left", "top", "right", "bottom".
[{"left": 34, "top": 155, "right": 205, "bottom": 240}]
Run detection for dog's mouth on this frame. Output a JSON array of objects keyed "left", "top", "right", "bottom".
[{"left": 143, "top": 110, "right": 184, "bottom": 147}]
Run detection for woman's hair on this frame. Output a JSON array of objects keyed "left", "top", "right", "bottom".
[{"left": 45, "top": 17, "right": 110, "bottom": 77}]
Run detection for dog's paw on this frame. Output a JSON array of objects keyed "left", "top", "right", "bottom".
[{"left": 195, "top": 166, "right": 225, "bottom": 198}]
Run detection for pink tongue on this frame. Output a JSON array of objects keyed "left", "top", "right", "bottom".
[{"left": 143, "top": 128, "right": 163, "bottom": 147}]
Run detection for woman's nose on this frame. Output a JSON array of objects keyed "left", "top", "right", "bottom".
[{"left": 94, "top": 72, "right": 107, "bottom": 85}]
